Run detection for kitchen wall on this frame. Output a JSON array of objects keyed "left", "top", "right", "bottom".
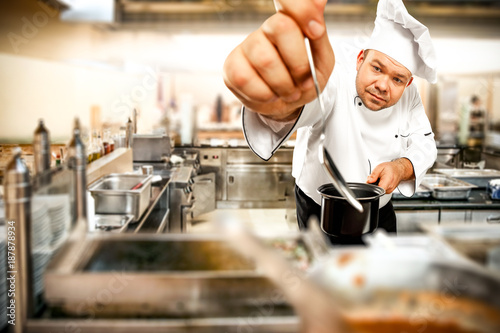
[{"left": 1, "top": 0, "right": 500, "bottom": 143}]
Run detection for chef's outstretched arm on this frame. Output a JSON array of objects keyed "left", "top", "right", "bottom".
[{"left": 222, "top": 0, "right": 334, "bottom": 122}]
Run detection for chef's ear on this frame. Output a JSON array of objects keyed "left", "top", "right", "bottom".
[
  {"left": 406, "top": 77, "right": 414, "bottom": 87},
  {"left": 356, "top": 49, "right": 365, "bottom": 71}
]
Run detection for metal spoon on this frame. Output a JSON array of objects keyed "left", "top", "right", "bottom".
[{"left": 304, "top": 37, "right": 363, "bottom": 213}]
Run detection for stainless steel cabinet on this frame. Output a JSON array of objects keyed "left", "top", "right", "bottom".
[
  {"left": 396, "top": 210, "right": 440, "bottom": 234},
  {"left": 471, "top": 210, "right": 500, "bottom": 224},
  {"left": 198, "top": 147, "right": 295, "bottom": 209},
  {"left": 226, "top": 164, "right": 292, "bottom": 202}
]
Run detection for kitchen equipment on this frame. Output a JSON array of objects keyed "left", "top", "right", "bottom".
[
  {"left": 165, "top": 166, "right": 195, "bottom": 232},
  {"left": 421, "top": 223, "right": 500, "bottom": 270},
  {"left": 488, "top": 179, "right": 500, "bottom": 200},
  {"left": 33, "top": 119, "right": 51, "bottom": 186},
  {"left": 304, "top": 37, "right": 363, "bottom": 213},
  {"left": 219, "top": 217, "right": 350, "bottom": 333},
  {"left": 318, "top": 182, "right": 385, "bottom": 237},
  {"left": 88, "top": 174, "right": 152, "bottom": 221},
  {"left": 141, "top": 164, "right": 153, "bottom": 175},
  {"left": 125, "top": 117, "right": 134, "bottom": 148},
  {"left": 44, "top": 232, "right": 318, "bottom": 319},
  {"left": 4, "top": 147, "right": 34, "bottom": 328},
  {"left": 434, "top": 168, "right": 500, "bottom": 188},
  {"left": 66, "top": 118, "right": 87, "bottom": 226},
  {"left": 421, "top": 173, "right": 477, "bottom": 200},
  {"left": 132, "top": 134, "right": 171, "bottom": 162},
  {"left": 94, "top": 214, "right": 134, "bottom": 232},
  {"left": 130, "top": 178, "right": 147, "bottom": 190},
  {"left": 308, "top": 246, "right": 500, "bottom": 333}
]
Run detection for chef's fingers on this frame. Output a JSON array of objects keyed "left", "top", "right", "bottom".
[
  {"left": 262, "top": 13, "right": 334, "bottom": 94},
  {"left": 273, "top": 0, "right": 328, "bottom": 40},
  {"left": 223, "top": 45, "right": 278, "bottom": 105},
  {"left": 223, "top": 46, "right": 303, "bottom": 120},
  {"left": 368, "top": 164, "right": 398, "bottom": 194},
  {"left": 242, "top": 21, "right": 303, "bottom": 103}
]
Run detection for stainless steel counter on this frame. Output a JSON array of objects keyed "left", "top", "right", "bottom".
[{"left": 31, "top": 231, "right": 324, "bottom": 333}]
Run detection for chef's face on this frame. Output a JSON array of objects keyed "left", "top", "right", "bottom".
[{"left": 355, "top": 50, "right": 413, "bottom": 111}]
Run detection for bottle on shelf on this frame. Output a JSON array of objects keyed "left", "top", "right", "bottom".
[
  {"left": 126, "top": 117, "right": 134, "bottom": 148},
  {"left": 96, "top": 132, "right": 104, "bottom": 157},
  {"left": 66, "top": 118, "right": 87, "bottom": 228},
  {"left": 108, "top": 130, "right": 115, "bottom": 153},
  {"left": 33, "top": 119, "right": 51, "bottom": 185},
  {"left": 89, "top": 130, "right": 101, "bottom": 162}
]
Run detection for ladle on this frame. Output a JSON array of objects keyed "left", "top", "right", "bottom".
[{"left": 304, "top": 37, "right": 363, "bottom": 213}]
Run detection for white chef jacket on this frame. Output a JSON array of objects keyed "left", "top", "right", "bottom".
[{"left": 242, "top": 62, "right": 437, "bottom": 207}]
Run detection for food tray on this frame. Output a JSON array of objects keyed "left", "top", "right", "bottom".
[
  {"left": 88, "top": 174, "right": 152, "bottom": 221},
  {"left": 94, "top": 214, "right": 134, "bottom": 231},
  {"left": 434, "top": 168, "right": 500, "bottom": 188},
  {"left": 421, "top": 174, "right": 477, "bottom": 200}
]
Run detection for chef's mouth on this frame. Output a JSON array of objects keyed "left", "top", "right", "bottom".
[{"left": 368, "top": 92, "right": 386, "bottom": 102}]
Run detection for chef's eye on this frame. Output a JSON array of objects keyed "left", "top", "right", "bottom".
[
  {"left": 373, "top": 66, "right": 381, "bottom": 72},
  {"left": 394, "top": 77, "right": 403, "bottom": 84}
]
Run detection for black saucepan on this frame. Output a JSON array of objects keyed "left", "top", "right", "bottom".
[{"left": 317, "top": 182, "right": 385, "bottom": 238}]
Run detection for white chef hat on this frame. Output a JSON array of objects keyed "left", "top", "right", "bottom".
[{"left": 365, "top": 0, "right": 437, "bottom": 83}]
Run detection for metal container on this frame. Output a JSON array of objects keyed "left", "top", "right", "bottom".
[
  {"left": 33, "top": 119, "right": 52, "bottom": 186},
  {"left": 67, "top": 118, "right": 87, "bottom": 226},
  {"left": 94, "top": 214, "right": 134, "bottom": 231},
  {"left": 318, "top": 183, "right": 385, "bottom": 237},
  {"left": 434, "top": 168, "right": 500, "bottom": 188},
  {"left": 44, "top": 233, "right": 317, "bottom": 318},
  {"left": 132, "top": 134, "right": 171, "bottom": 162},
  {"left": 421, "top": 223, "right": 500, "bottom": 271},
  {"left": 4, "top": 148, "right": 34, "bottom": 330},
  {"left": 88, "top": 174, "right": 152, "bottom": 221},
  {"left": 309, "top": 246, "right": 500, "bottom": 333},
  {"left": 421, "top": 173, "right": 477, "bottom": 200}
]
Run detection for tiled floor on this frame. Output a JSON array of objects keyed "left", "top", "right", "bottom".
[{"left": 189, "top": 208, "right": 299, "bottom": 236}]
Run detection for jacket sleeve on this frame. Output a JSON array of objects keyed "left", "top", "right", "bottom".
[
  {"left": 397, "top": 87, "right": 437, "bottom": 197},
  {"left": 242, "top": 75, "right": 336, "bottom": 161},
  {"left": 241, "top": 107, "right": 301, "bottom": 161}
]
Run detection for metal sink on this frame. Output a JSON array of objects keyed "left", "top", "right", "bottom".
[{"left": 44, "top": 233, "right": 316, "bottom": 319}]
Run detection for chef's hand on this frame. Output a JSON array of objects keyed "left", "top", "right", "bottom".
[
  {"left": 367, "top": 158, "right": 415, "bottom": 194},
  {"left": 222, "top": 0, "right": 334, "bottom": 121}
]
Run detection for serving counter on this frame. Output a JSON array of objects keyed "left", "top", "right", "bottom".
[{"left": 393, "top": 188, "right": 500, "bottom": 211}]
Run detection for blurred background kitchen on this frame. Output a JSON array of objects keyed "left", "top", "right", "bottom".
[
  {"left": 1, "top": 1, "right": 500, "bottom": 332},
  {"left": 1, "top": 0, "right": 499, "bottom": 152}
]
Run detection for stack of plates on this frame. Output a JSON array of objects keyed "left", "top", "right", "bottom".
[
  {"left": 32, "top": 249, "right": 53, "bottom": 296},
  {"left": 31, "top": 195, "right": 70, "bottom": 297},
  {"left": 0, "top": 226, "right": 7, "bottom": 330},
  {"left": 31, "top": 200, "right": 52, "bottom": 251},
  {"left": 34, "top": 194, "right": 71, "bottom": 248},
  {"left": 31, "top": 199, "right": 53, "bottom": 297}
]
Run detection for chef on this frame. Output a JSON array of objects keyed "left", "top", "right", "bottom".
[{"left": 223, "top": 0, "right": 438, "bottom": 243}]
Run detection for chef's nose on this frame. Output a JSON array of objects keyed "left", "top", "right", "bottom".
[{"left": 375, "top": 75, "right": 389, "bottom": 92}]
